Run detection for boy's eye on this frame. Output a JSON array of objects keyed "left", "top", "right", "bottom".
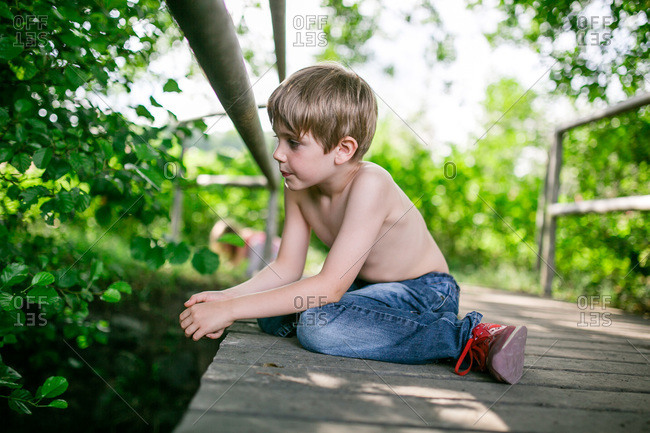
[{"left": 288, "top": 140, "right": 300, "bottom": 148}]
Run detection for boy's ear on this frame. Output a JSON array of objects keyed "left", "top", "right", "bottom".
[{"left": 334, "top": 136, "right": 359, "bottom": 164}]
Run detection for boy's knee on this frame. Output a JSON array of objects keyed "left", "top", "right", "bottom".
[
  {"left": 296, "top": 307, "right": 338, "bottom": 352},
  {"left": 257, "top": 315, "right": 297, "bottom": 337}
]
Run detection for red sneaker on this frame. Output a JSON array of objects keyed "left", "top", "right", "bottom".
[{"left": 454, "top": 323, "right": 527, "bottom": 384}]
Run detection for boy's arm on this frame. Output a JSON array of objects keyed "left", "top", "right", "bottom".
[
  {"left": 227, "top": 171, "right": 389, "bottom": 319},
  {"left": 181, "top": 171, "right": 389, "bottom": 340},
  {"left": 185, "top": 183, "right": 310, "bottom": 306}
]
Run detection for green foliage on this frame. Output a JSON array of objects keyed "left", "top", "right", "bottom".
[
  {"left": 481, "top": 0, "right": 648, "bottom": 101},
  {"left": 318, "top": 0, "right": 455, "bottom": 69},
  {"left": 0, "top": 0, "right": 222, "bottom": 415},
  {"left": 367, "top": 77, "right": 648, "bottom": 312},
  {"left": 556, "top": 107, "right": 650, "bottom": 312}
]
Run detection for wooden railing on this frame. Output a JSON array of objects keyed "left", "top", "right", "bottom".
[
  {"left": 537, "top": 93, "right": 650, "bottom": 296},
  {"left": 166, "top": 0, "right": 287, "bottom": 269}
]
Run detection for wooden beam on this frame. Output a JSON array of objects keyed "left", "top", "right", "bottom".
[
  {"left": 196, "top": 174, "right": 268, "bottom": 188},
  {"left": 269, "top": 0, "right": 286, "bottom": 82},
  {"left": 548, "top": 195, "right": 650, "bottom": 216},
  {"left": 166, "top": 0, "right": 278, "bottom": 190},
  {"left": 177, "top": 105, "right": 268, "bottom": 125},
  {"left": 556, "top": 93, "right": 650, "bottom": 134}
]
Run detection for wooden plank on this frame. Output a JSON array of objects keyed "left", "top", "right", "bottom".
[
  {"left": 175, "top": 380, "right": 650, "bottom": 433},
  {"left": 556, "top": 92, "right": 650, "bottom": 133},
  {"left": 195, "top": 174, "right": 268, "bottom": 188},
  {"left": 548, "top": 195, "right": 650, "bottom": 216},
  {"left": 176, "top": 286, "right": 650, "bottom": 433},
  {"left": 197, "top": 363, "right": 650, "bottom": 410}
]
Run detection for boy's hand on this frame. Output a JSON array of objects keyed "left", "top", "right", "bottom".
[
  {"left": 179, "top": 300, "right": 235, "bottom": 341},
  {"left": 184, "top": 290, "right": 233, "bottom": 307}
]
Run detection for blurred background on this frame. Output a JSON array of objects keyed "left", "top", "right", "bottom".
[{"left": 0, "top": 0, "right": 648, "bottom": 431}]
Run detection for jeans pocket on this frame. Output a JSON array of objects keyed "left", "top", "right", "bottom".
[{"left": 428, "top": 282, "right": 459, "bottom": 314}]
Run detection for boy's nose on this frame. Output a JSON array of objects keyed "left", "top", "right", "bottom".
[{"left": 272, "top": 145, "right": 285, "bottom": 163}]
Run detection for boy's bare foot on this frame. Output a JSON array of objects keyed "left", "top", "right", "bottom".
[{"left": 454, "top": 323, "right": 528, "bottom": 384}]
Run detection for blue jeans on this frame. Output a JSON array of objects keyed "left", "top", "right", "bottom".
[{"left": 256, "top": 271, "right": 483, "bottom": 364}]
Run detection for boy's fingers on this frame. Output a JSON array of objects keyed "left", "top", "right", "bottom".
[
  {"left": 184, "top": 323, "right": 199, "bottom": 338},
  {"left": 206, "top": 329, "right": 224, "bottom": 339}
]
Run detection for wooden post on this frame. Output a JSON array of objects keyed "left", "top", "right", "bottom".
[
  {"left": 540, "top": 130, "right": 563, "bottom": 296},
  {"left": 170, "top": 143, "right": 187, "bottom": 242},
  {"left": 536, "top": 142, "right": 552, "bottom": 271},
  {"left": 262, "top": 186, "right": 280, "bottom": 271}
]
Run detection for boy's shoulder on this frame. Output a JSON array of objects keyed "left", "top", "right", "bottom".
[{"left": 297, "top": 161, "right": 393, "bottom": 203}]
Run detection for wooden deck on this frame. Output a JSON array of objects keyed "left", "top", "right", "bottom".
[{"left": 174, "top": 285, "right": 650, "bottom": 432}]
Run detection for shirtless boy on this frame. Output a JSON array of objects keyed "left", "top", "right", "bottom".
[{"left": 180, "top": 63, "right": 528, "bottom": 384}]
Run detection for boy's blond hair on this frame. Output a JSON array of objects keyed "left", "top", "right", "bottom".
[{"left": 267, "top": 62, "right": 378, "bottom": 161}]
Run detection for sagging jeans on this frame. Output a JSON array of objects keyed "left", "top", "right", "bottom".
[{"left": 256, "top": 271, "right": 482, "bottom": 364}]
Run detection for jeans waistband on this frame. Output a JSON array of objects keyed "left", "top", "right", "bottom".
[{"left": 354, "top": 270, "right": 458, "bottom": 289}]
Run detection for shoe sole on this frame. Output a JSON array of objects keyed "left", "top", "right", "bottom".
[{"left": 487, "top": 325, "right": 527, "bottom": 384}]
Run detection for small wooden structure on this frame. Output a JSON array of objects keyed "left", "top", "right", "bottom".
[
  {"left": 174, "top": 284, "right": 650, "bottom": 432},
  {"left": 537, "top": 93, "right": 650, "bottom": 296}
]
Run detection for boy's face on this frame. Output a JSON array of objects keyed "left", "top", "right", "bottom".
[{"left": 272, "top": 127, "right": 336, "bottom": 191}]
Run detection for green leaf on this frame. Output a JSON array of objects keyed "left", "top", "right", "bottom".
[
  {"left": 149, "top": 96, "right": 163, "bottom": 107},
  {"left": 108, "top": 281, "right": 131, "bottom": 295},
  {"left": 137, "top": 166, "right": 164, "bottom": 189},
  {"left": 133, "top": 143, "right": 158, "bottom": 161},
  {"left": 44, "top": 158, "right": 71, "bottom": 181},
  {"left": 0, "top": 147, "right": 13, "bottom": 163},
  {"left": 69, "top": 153, "right": 93, "bottom": 176},
  {"left": 10, "top": 153, "right": 31, "bottom": 173},
  {"left": 10, "top": 62, "right": 38, "bottom": 81},
  {"left": 64, "top": 66, "right": 88, "bottom": 89},
  {"left": 218, "top": 233, "right": 246, "bottom": 247},
  {"left": 145, "top": 246, "right": 166, "bottom": 270},
  {"left": 38, "top": 376, "right": 68, "bottom": 399},
  {"left": 165, "top": 242, "right": 191, "bottom": 265},
  {"left": 101, "top": 288, "right": 121, "bottom": 303},
  {"left": 1, "top": 365, "right": 22, "bottom": 381},
  {"left": 27, "top": 286, "right": 58, "bottom": 305},
  {"left": 1, "top": 263, "right": 29, "bottom": 287},
  {"left": 0, "top": 38, "right": 23, "bottom": 61},
  {"left": 20, "top": 185, "right": 48, "bottom": 207},
  {"left": 135, "top": 105, "right": 155, "bottom": 121},
  {"left": 0, "top": 291, "right": 16, "bottom": 311},
  {"left": 33, "top": 148, "right": 53, "bottom": 169},
  {"left": 57, "top": 270, "right": 78, "bottom": 288},
  {"left": 130, "top": 237, "right": 150, "bottom": 261},
  {"left": 95, "top": 204, "right": 112, "bottom": 227},
  {"left": 14, "top": 99, "right": 33, "bottom": 114},
  {"left": 31, "top": 272, "right": 55, "bottom": 286},
  {"left": 48, "top": 399, "right": 68, "bottom": 409},
  {"left": 163, "top": 78, "right": 181, "bottom": 92},
  {"left": 0, "top": 379, "right": 21, "bottom": 388},
  {"left": 191, "top": 248, "right": 220, "bottom": 275},
  {"left": 57, "top": 190, "right": 75, "bottom": 213},
  {"left": 0, "top": 107, "right": 8, "bottom": 128},
  {"left": 71, "top": 188, "right": 90, "bottom": 212},
  {"left": 8, "top": 392, "right": 31, "bottom": 414}
]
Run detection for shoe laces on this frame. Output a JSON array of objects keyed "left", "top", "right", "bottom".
[{"left": 455, "top": 337, "right": 487, "bottom": 375}]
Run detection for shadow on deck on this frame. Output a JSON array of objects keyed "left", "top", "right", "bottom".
[{"left": 174, "top": 285, "right": 650, "bottom": 432}]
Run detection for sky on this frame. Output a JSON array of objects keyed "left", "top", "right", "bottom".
[{"left": 101, "top": 0, "right": 594, "bottom": 160}]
